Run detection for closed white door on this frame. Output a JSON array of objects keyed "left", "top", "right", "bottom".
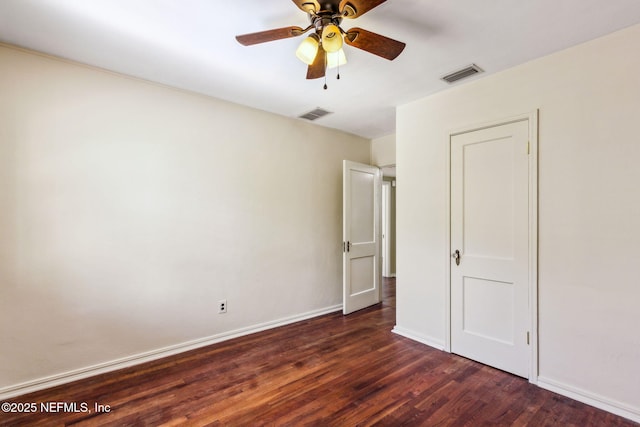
[
  {"left": 450, "top": 119, "right": 530, "bottom": 378},
  {"left": 343, "top": 160, "right": 381, "bottom": 314}
]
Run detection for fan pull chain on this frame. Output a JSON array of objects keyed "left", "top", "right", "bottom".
[{"left": 323, "top": 52, "right": 328, "bottom": 90}]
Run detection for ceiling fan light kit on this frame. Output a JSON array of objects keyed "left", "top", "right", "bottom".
[
  {"left": 235, "top": 0, "right": 405, "bottom": 89},
  {"left": 321, "top": 24, "right": 343, "bottom": 52},
  {"left": 296, "top": 33, "right": 320, "bottom": 65},
  {"left": 327, "top": 48, "right": 347, "bottom": 69}
]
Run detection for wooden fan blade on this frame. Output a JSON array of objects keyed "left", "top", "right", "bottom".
[
  {"left": 340, "top": 0, "right": 387, "bottom": 18},
  {"left": 306, "top": 47, "right": 326, "bottom": 79},
  {"left": 344, "top": 27, "right": 406, "bottom": 60},
  {"left": 292, "top": 0, "right": 320, "bottom": 14},
  {"left": 236, "top": 26, "right": 305, "bottom": 46}
]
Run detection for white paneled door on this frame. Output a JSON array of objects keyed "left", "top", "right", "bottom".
[
  {"left": 450, "top": 119, "right": 531, "bottom": 378},
  {"left": 343, "top": 161, "right": 381, "bottom": 315}
]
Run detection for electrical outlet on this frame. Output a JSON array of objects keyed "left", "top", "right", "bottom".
[{"left": 218, "top": 299, "right": 227, "bottom": 314}]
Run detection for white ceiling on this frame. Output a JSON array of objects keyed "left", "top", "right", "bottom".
[{"left": 1, "top": 0, "right": 640, "bottom": 139}]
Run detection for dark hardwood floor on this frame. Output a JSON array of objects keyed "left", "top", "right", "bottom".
[{"left": 2, "top": 278, "right": 636, "bottom": 426}]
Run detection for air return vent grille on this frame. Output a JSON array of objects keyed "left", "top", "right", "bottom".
[
  {"left": 441, "top": 64, "right": 484, "bottom": 84},
  {"left": 298, "top": 107, "right": 333, "bottom": 121}
]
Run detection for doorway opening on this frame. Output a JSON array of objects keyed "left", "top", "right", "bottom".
[
  {"left": 380, "top": 165, "right": 396, "bottom": 280},
  {"left": 381, "top": 165, "right": 396, "bottom": 313}
]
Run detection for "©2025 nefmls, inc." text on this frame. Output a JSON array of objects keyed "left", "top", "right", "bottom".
[{"left": 1, "top": 401, "right": 111, "bottom": 414}]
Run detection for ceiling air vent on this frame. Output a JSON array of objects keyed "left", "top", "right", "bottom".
[
  {"left": 298, "top": 107, "right": 333, "bottom": 121},
  {"left": 441, "top": 64, "right": 484, "bottom": 84}
]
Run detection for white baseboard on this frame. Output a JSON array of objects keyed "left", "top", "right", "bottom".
[
  {"left": 7, "top": 310, "right": 637, "bottom": 424},
  {"left": 391, "top": 333, "right": 640, "bottom": 423},
  {"left": 391, "top": 326, "right": 445, "bottom": 351},
  {"left": 537, "top": 376, "right": 640, "bottom": 423},
  {"left": 0, "top": 304, "right": 343, "bottom": 400}
]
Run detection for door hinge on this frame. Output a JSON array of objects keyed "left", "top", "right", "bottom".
[
  {"left": 526, "top": 331, "right": 530, "bottom": 345},
  {"left": 527, "top": 141, "right": 530, "bottom": 155},
  {"left": 343, "top": 241, "right": 350, "bottom": 253}
]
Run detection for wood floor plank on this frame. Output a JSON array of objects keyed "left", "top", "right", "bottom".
[{"left": 2, "top": 278, "right": 637, "bottom": 426}]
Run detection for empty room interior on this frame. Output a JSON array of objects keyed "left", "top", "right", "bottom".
[{"left": 1, "top": 0, "right": 639, "bottom": 425}]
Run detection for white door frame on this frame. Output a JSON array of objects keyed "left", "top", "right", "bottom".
[{"left": 445, "top": 110, "right": 539, "bottom": 383}]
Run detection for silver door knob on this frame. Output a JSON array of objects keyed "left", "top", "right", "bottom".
[{"left": 452, "top": 249, "right": 461, "bottom": 266}]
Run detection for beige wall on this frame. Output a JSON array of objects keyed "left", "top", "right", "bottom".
[
  {"left": 396, "top": 24, "right": 640, "bottom": 420},
  {"left": 0, "top": 45, "right": 370, "bottom": 394},
  {"left": 371, "top": 133, "right": 396, "bottom": 167}
]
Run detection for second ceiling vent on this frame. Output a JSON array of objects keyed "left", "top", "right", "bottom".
[
  {"left": 441, "top": 64, "right": 484, "bottom": 84},
  {"left": 298, "top": 107, "right": 333, "bottom": 121}
]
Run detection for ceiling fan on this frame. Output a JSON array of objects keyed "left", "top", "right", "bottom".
[{"left": 235, "top": 0, "right": 406, "bottom": 87}]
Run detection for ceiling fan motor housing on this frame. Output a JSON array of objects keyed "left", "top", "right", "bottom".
[
  {"left": 313, "top": 15, "right": 342, "bottom": 28},
  {"left": 301, "top": 1, "right": 349, "bottom": 15}
]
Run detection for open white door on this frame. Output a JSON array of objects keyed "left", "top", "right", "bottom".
[{"left": 343, "top": 160, "right": 381, "bottom": 314}]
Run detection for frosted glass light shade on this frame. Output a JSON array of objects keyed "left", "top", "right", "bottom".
[
  {"left": 327, "top": 48, "right": 347, "bottom": 69},
  {"left": 321, "top": 24, "right": 343, "bottom": 53},
  {"left": 296, "top": 35, "right": 319, "bottom": 65}
]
